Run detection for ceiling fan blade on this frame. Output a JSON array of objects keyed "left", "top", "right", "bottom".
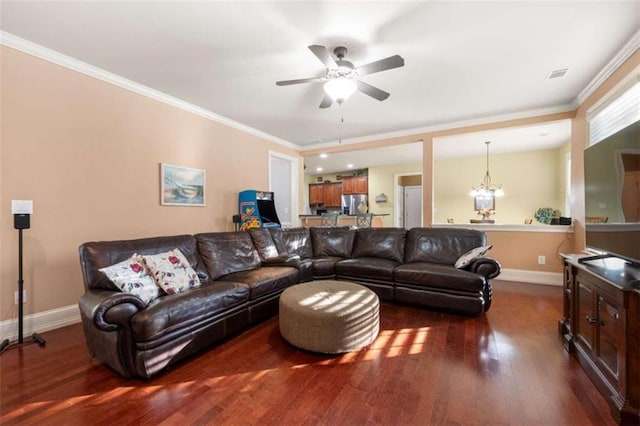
[
  {"left": 357, "top": 81, "right": 390, "bottom": 101},
  {"left": 356, "top": 55, "right": 404, "bottom": 76},
  {"left": 319, "top": 94, "right": 333, "bottom": 109},
  {"left": 276, "top": 77, "right": 324, "bottom": 86},
  {"left": 308, "top": 45, "right": 337, "bottom": 68}
]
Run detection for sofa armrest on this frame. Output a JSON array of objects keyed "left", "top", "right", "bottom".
[
  {"left": 262, "top": 254, "right": 301, "bottom": 267},
  {"left": 78, "top": 290, "right": 146, "bottom": 332},
  {"left": 467, "top": 257, "right": 501, "bottom": 279}
]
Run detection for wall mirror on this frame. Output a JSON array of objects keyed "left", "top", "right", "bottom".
[{"left": 474, "top": 194, "right": 495, "bottom": 211}]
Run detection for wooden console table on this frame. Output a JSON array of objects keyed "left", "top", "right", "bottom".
[{"left": 559, "top": 254, "right": 640, "bottom": 425}]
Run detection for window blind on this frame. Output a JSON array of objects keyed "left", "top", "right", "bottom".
[{"left": 588, "top": 81, "right": 639, "bottom": 146}]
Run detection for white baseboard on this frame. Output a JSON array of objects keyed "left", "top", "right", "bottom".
[
  {"left": 0, "top": 304, "right": 80, "bottom": 342},
  {"left": 495, "top": 268, "right": 563, "bottom": 286}
]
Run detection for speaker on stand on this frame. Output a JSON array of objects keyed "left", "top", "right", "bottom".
[{"left": 1, "top": 205, "right": 46, "bottom": 354}]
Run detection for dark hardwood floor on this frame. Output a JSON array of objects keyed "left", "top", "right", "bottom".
[{"left": 0, "top": 281, "right": 615, "bottom": 425}]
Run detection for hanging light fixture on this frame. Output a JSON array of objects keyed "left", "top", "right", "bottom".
[
  {"left": 323, "top": 77, "right": 357, "bottom": 104},
  {"left": 469, "top": 141, "right": 504, "bottom": 197}
]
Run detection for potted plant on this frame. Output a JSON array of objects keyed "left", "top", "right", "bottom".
[{"left": 534, "top": 207, "right": 559, "bottom": 224}]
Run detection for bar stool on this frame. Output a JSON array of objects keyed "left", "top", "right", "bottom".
[
  {"left": 355, "top": 213, "right": 373, "bottom": 228},
  {"left": 320, "top": 212, "right": 339, "bottom": 227}
]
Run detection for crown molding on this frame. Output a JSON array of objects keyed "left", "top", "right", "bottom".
[
  {"left": 0, "top": 31, "right": 299, "bottom": 151},
  {"left": 2, "top": 28, "right": 636, "bottom": 153},
  {"left": 575, "top": 28, "right": 640, "bottom": 107}
]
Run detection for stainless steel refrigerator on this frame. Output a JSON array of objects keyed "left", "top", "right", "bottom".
[{"left": 342, "top": 194, "right": 368, "bottom": 215}]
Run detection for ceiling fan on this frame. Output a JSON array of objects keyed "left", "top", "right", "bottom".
[{"left": 276, "top": 45, "right": 404, "bottom": 108}]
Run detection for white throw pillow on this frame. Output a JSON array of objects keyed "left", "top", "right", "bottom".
[
  {"left": 99, "top": 254, "right": 160, "bottom": 305},
  {"left": 143, "top": 249, "right": 201, "bottom": 295},
  {"left": 454, "top": 245, "right": 493, "bottom": 269}
]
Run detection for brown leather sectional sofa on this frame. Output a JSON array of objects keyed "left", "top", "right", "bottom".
[{"left": 78, "top": 227, "right": 500, "bottom": 378}]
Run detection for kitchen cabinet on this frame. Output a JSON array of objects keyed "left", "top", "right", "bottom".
[
  {"left": 309, "top": 182, "right": 342, "bottom": 207},
  {"left": 309, "top": 184, "right": 324, "bottom": 205},
  {"left": 324, "top": 182, "right": 342, "bottom": 207},
  {"left": 560, "top": 254, "right": 640, "bottom": 425},
  {"left": 342, "top": 175, "right": 368, "bottom": 194}
]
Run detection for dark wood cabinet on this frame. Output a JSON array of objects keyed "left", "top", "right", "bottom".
[
  {"left": 324, "top": 182, "right": 342, "bottom": 207},
  {"left": 309, "top": 184, "right": 324, "bottom": 205},
  {"left": 342, "top": 175, "right": 368, "bottom": 194},
  {"left": 560, "top": 254, "right": 640, "bottom": 425},
  {"left": 309, "top": 182, "right": 343, "bottom": 207}
]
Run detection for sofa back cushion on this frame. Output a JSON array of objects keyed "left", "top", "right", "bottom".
[
  {"left": 405, "top": 227, "right": 487, "bottom": 264},
  {"left": 248, "top": 228, "right": 279, "bottom": 260},
  {"left": 195, "top": 232, "right": 261, "bottom": 280},
  {"left": 79, "top": 234, "right": 208, "bottom": 291},
  {"left": 352, "top": 228, "right": 407, "bottom": 263},
  {"left": 270, "top": 227, "right": 313, "bottom": 259},
  {"left": 310, "top": 227, "right": 355, "bottom": 258}
]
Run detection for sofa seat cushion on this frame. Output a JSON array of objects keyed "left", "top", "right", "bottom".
[
  {"left": 311, "top": 227, "right": 355, "bottom": 258},
  {"left": 352, "top": 228, "right": 407, "bottom": 262},
  {"left": 336, "top": 257, "right": 399, "bottom": 282},
  {"left": 394, "top": 263, "right": 485, "bottom": 293},
  {"left": 81, "top": 234, "right": 209, "bottom": 291},
  {"left": 195, "top": 232, "right": 261, "bottom": 280},
  {"left": 404, "top": 228, "right": 487, "bottom": 265},
  {"left": 312, "top": 256, "right": 344, "bottom": 278},
  {"left": 270, "top": 227, "right": 313, "bottom": 259},
  {"left": 130, "top": 281, "right": 249, "bottom": 342},
  {"left": 218, "top": 266, "right": 298, "bottom": 300}
]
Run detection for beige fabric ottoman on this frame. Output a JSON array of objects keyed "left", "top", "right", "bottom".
[{"left": 279, "top": 280, "right": 380, "bottom": 353}]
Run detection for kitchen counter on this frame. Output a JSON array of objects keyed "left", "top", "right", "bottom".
[{"left": 299, "top": 213, "right": 388, "bottom": 227}]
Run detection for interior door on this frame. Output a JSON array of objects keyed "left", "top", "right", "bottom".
[
  {"left": 404, "top": 185, "right": 422, "bottom": 229},
  {"left": 269, "top": 152, "right": 298, "bottom": 227}
]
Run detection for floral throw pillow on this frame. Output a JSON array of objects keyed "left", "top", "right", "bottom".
[
  {"left": 143, "top": 249, "right": 201, "bottom": 295},
  {"left": 99, "top": 254, "right": 160, "bottom": 305},
  {"left": 454, "top": 245, "right": 493, "bottom": 269}
]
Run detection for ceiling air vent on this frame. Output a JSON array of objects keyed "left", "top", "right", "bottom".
[{"left": 546, "top": 68, "right": 569, "bottom": 80}]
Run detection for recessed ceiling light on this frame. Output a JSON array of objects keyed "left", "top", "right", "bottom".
[
  {"left": 347, "top": 164, "right": 354, "bottom": 168},
  {"left": 316, "top": 167, "right": 323, "bottom": 172},
  {"left": 320, "top": 153, "right": 328, "bottom": 159}
]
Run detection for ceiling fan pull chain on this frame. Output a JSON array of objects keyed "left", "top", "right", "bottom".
[{"left": 338, "top": 104, "right": 344, "bottom": 144}]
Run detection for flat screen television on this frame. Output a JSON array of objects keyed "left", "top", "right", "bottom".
[{"left": 582, "top": 120, "right": 640, "bottom": 266}]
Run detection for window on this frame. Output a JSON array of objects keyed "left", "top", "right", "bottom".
[{"left": 588, "top": 80, "right": 639, "bottom": 146}]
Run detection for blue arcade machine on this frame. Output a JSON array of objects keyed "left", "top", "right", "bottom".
[{"left": 238, "top": 190, "right": 281, "bottom": 230}]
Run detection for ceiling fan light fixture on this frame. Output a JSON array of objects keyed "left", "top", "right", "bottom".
[{"left": 323, "top": 78, "right": 357, "bottom": 103}]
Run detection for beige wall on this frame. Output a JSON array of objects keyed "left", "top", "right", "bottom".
[
  {"left": 434, "top": 148, "right": 566, "bottom": 224},
  {"left": 0, "top": 46, "right": 301, "bottom": 319},
  {"left": 368, "top": 162, "right": 423, "bottom": 227}
]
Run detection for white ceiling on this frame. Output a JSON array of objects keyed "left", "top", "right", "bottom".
[{"left": 1, "top": 1, "right": 638, "bottom": 155}]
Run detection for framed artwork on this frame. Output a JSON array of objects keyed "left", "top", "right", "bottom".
[
  {"left": 474, "top": 194, "right": 495, "bottom": 211},
  {"left": 160, "top": 163, "right": 205, "bottom": 206}
]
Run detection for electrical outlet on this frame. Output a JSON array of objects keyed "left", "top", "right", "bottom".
[
  {"left": 538, "top": 256, "right": 546, "bottom": 265},
  {"left": 14, "top": 290, "right": 26, "bottom": 304}
]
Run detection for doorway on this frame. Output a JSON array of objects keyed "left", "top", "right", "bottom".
[
  {"left": 619, "top": 151, "right": 640, "bottom": 222},
  {"left": 269, "top": 151, "right": 298, "bottom": 227},
  {"left": 394, "top": 173, "right": 423, "bottom": 228}
]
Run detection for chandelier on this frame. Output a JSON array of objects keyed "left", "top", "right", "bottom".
[{"left": 469, "top": 141, "right": 504, "bottom": 198}]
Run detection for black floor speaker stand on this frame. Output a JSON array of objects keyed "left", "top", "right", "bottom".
[{"left": 1, "top": 225, "right": 46, "bottom": 354}]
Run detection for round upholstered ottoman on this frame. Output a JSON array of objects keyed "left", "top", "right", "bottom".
[{"left": 279, "top": 280, "right": 380, "bottom": 354}]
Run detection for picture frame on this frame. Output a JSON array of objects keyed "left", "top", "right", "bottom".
[
  {"left": 474, "top": 194, "right": 495, "bottom": 211},
  {"left": 160, "top": 163, "right": 205, "bottom": 206}
]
